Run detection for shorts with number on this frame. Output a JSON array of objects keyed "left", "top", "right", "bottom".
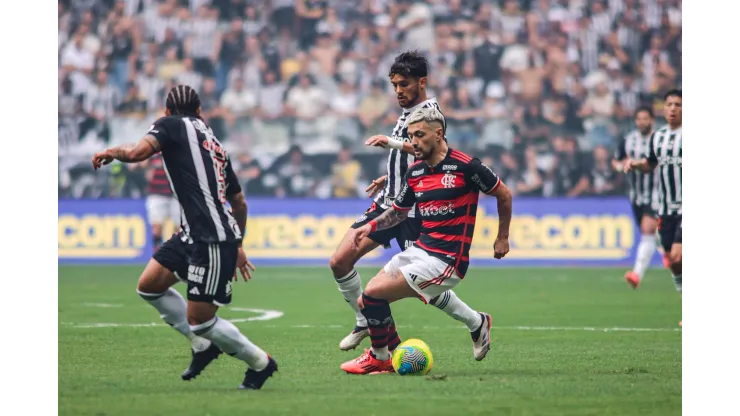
[
  {"left": 630, "top": 203, "right": 657, "bottom": 224},
  {"left": 351, "top": 202, "right": 421, "bottom": 250},
  {"left": 153, "top": 234, "right": 191, "bottom": 282},
  {"left": 186, "top": 242, "right": 239, "bottom": 306},
  {"left": 146, "top": 195, "right": 180, "bottom": 226},
  {"left": 658, "top": 215, "right": 682, "bottom": 253},
  {"left": 383, "top": 246, "right": 462, "bottom": 303}
]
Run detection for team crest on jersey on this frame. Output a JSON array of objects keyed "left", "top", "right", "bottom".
[{"left": 441, "top": 173, "right": 456, "bottom": 189}]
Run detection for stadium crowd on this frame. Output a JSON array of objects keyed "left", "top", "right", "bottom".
[{"left": 58, "top": 0, "right": 681, "bottom": 199}]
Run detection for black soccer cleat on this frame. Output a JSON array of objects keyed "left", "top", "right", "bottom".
[
  {"left": 181, "top": 343, "right": 223, "bottom": 381},
  {"left": 238, "top": 356, "right": 278, "bottom": 390}
]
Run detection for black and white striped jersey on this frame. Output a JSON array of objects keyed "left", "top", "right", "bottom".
[
  {"left": 647, "top": 125, "right": 682, "bottom": 216},
  {"left": 148, "top": 116, "right": 242, "bottom": 244},
  {"left": 374, "top": 98, "right": 445, "bottom": 217},
  {"left": 615, "top": 129, "right": 659, "bottom": 208}
]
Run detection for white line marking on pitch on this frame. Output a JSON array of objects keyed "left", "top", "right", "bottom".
[
  {"left": 70, "top": 308, "right": 284, "bottom": 328},
  {"left": 81, "top": 303, "right": 124, "bottom": 308}
]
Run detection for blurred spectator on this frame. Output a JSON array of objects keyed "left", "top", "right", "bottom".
[
  {"left": 588, "top": 144, "right": 623, "bottom": 195},
  {"left": 58, "top": 0, "right": 682, "bottom": 199},
  {"left": 265, "top": 145, "right": 320, "bottom": 198},
  {"left": 331, "top": 147, "right": 362, "bottom": 198}
]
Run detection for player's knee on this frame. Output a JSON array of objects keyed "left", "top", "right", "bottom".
[
  {"left": 137, "top": 273, "right": 166, "bottom": 294},
  {"left": 329, "top": 251, "right": 352, "bottom": 275},
  {"left": 187, "top": 303, "right": 217, "bottom": 326}
]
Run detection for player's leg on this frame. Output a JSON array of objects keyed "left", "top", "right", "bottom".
[
  {"left": 146, "top": 195, "right": 166, "bottom": 251},
  {"left": 137, "top": 236, "right": 221, "bottom": 380},
  {"left": 626, "top": 206, "right": 659, "bottom": 288},
  {"left": 329, "top": 205, "right": 389, "bottom": 350},
  {"left": 340, "top": 265, "right": 419, "bottom": 374},
  {"left": 668, "top": 217, "right": 682, "bottom": 293},
  {"left": 396, "top": 218, "right": 489, "bottom": 359},
  {"left": 659, "top": 216, "right": 682, "bottom": 292},
  {"left": 186, "top": 242, "right": 277, "bottom": 390}
]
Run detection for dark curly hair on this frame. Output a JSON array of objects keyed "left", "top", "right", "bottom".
[
  {"left": 388, "top": 50, "right": 429, "bottom": 79},
  {"left": 166, "top": 85, "right": 201, "bottom": 116}
]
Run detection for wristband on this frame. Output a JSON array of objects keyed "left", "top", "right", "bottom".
[
  {"left": 369, "top": 220, "right": 378, "bottom": 232},
  {"left": 386, "top": 136, "right": 404, "bottom": 150}
]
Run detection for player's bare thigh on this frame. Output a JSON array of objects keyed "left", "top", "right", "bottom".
[
  {"left": 137, "top": 258, "right": 180, "bottom": 293},
  {"left": 329, "top": 227, "right": 380, "bottom": 276},
  {"left": 639, "top": 214, "right": 658, "bottom": 235},
  {"left": 360, "top": 269, "right": 419, "bottom": 305}
]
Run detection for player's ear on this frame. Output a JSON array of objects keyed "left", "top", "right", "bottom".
[
  {"left": 165, "top": 108, "right": 171, "bottom": 116},
  {"left": 196, "top": 106, "right": 202, "bottom": 116},
  {"left": 418, "top": 76, "right": 427, "bottom": 89}
]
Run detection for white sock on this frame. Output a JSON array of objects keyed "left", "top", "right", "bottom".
[
  {"left": 431, "top": 290, "right": 482, "bottom": 332},
  {"left": 672, "top": 274, "right": 682, "bottom": 293},
  {"left": 138, "top": 288, "right": 211, "bottom": 352},
  {"left": 191, "top": 317, "right": 269, "bottom": 371},
  {"left": 335, "top": 269, "right": 367, "bottom": 327},
  {"left": 371, "top": 346, "right": 390, "bottom": 360},
  {"left": 633, "top": 234, "right": 657, "bottom": 279}
]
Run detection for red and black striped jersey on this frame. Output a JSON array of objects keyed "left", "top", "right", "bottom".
[
  {"left": 147, "top": 154, "right": 173, "bottom": 196},
  {"left": 392, "top": 148, "right": 501, "bottom": 277}
]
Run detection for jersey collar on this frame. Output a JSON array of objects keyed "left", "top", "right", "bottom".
[{"left": 403, "top": 97, "right": 438, "bottom": 114}]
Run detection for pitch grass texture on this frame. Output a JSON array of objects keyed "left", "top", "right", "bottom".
[{"left": 59, "top": 266, "right": 681, "bottom": 416}]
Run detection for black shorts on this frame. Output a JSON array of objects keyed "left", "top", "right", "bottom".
[
  {"left": 153, "top": 235, "right": 239, "bottom": 306},
  {"left": 631, "top": 203, "right": 657, "bottom": 224},
  {"left": 351, "top": 202, "right": 421, "bottom": 250},
  {"left": 658, "top": 215, "right": 682, "bottom": 253}
]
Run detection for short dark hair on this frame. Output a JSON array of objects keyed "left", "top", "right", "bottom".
[
  {"left": 664, "top": 89, "right": 681, "bottom": 101},
  {"left": 634, "top": 105, "right": 654, "bottom": 119},
  {"left": 166, "top": 85, "right": 201, "bottom": 116},
  {"left": 388, "top": 50, "right": 428, "bottom": 79}
]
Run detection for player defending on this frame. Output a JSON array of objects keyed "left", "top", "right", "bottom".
[
  {"left": 92, "top": 85, "right": 278, "bottom": 389},
  {"left": 612, "top": 106, "right": 661, "bottom": 288},
  {"left": 340, "top": 107, "right": 513, "bottom": 374},
  {"left": 329, "top": 51, "right": 491, "bottom": 360},
  {"left": 625, "top": 89, "right": 682, "bottom": 325}
]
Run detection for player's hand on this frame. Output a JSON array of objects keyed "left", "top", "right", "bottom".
[
  {"left": 234, "top": 247, "right": 256, "bottom": 282},
  {"left": 351, "top": 225, "right": 371, "bottom": 250},
  {"left": 365, "top": 135, "right": 389, "bottom": 148},
  {"left": 493, "top": 236, "right": 510, "bottom": 259},
  {"left": 623, "top": 159, "right": 638, "bottom": 173},
  {"left": 365, "top": 175, "right": 387, "bottom": 197},
  {"left": 92, "top": 150, "right": 114, "bottom": 171}
]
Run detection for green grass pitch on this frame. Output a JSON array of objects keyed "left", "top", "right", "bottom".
[{"left": 59, "top": 266, "right": 681, "bottom": 416}]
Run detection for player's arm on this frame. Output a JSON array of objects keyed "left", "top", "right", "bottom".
[
  {"left": 468, "top": 159, "right": 512, "bottom": 259},
  {"left": 225, "top": 158, "right": 247, "bottom": 237},
  {"left": 92, "top": 135, "right": 160, "bottom": 169},
  {"left": 92, "top": 118, "right": 171, "bottom": 169},
  {"left": 611, "top": 136, "right": 628, "bottom": 171},
  {"left": 365, "top": 135, "right": 415, "bottom": 155},
  {"left": 625, "top": 132, "right": 658, "bottom": 173}
]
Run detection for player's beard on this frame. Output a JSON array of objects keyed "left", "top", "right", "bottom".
[
  {"left": 414, "top": 144, "right": 433, "bottom": 160},
  {"left": 401, "top": 88, "right": 420, "bottom": 109}
]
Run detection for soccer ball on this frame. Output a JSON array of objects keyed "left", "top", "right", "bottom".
[{"left": 391, "top": 338, "right": 434, "bottom": 376}]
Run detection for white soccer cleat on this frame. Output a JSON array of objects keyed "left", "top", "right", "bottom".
[
  {"left": 339, "top": 326, "right": 369, "bottom": 351},
  {"left": 472, "top": 313, "right": 492, "bottom": 361}
]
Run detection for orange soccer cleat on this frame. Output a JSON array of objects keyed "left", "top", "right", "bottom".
[
  {"left": 340, "top": 349, "right": 393, "bottom": 375},
  {"left": 624, "top": 271, "right": 640, "bottom": 289}
]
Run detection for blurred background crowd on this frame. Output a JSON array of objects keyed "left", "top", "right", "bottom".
[{"left": 58, "top": 0, "right": 681, "bottom": 199}]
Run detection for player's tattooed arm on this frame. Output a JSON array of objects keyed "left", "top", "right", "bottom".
[
  {"left": 371, "top": 207, "right": 409, "bottom": 232},
  {"left": 93, "top": 136, "right": 160, "bottom": 169}
]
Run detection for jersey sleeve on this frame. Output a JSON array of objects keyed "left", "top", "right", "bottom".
[
  {"left": 391, "top": 171, "right": 416, "bottom": 211},
  {"left": 225, "top": 157, "right": 242, "bottom": 197},
  {"left": 467, "top": 158, "right": 502, "bottom": 195},
  {"left": 147, "top": 117, "right": 176, "bottom": 150},
  {"left": 646, "top": 132, "right": 658, "bottom": 166},
  {"left": 614, "top": 136, "right": 627, "bottom": 160}
]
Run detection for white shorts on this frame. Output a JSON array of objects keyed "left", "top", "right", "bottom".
[
  {"left": 383, "top": 246, "right": 462, "bottom": 303},
  {"left": 146, "top": 195, "right": 180, "bottom": 226}
]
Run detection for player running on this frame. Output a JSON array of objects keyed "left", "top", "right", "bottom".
[
  {"left": 329, "top": 51, "right": 492, "bottom": 361},
  {"left": 612, "top": 106, "right": 662, "bottom": 288},
  {"left": 625, "top": 89, "right": 682, "bottom": 325},
  {"left": 91, "top": 85, "right": 278, "bottom": 389},
  {"left": 340, "top": 107, "right": 513, "bottom": 374}
]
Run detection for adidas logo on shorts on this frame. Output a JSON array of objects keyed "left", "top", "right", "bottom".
[{"left": 189, "top": 287, "right": 200, "bottom": 295}]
